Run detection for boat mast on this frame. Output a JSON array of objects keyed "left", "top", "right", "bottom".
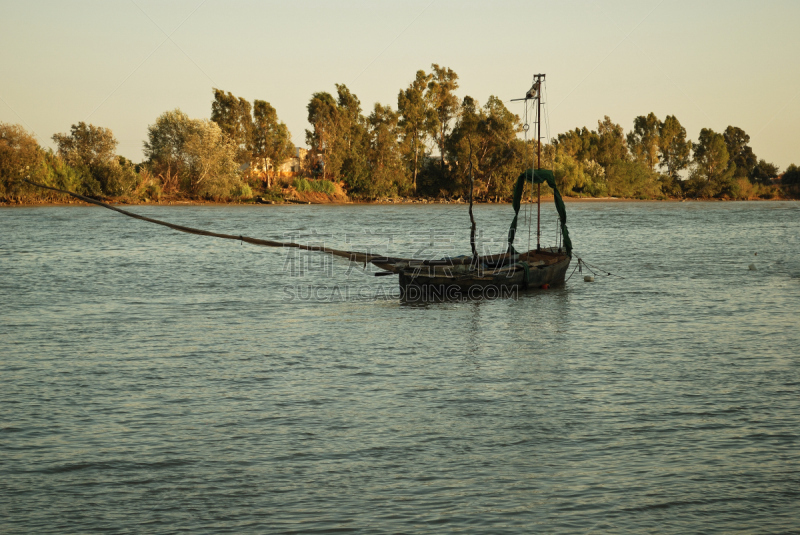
[
  {"left": 534, "top": 73, "right": 544, "bottom": 251},
  {"left": 510, "top": 73, "right": 546, "bottom": 252}
]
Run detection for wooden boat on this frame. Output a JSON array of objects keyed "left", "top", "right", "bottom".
[
  {"left": 390, "top": 248, "right": 570, "bottom": 300},
  {"left": 380, "top": 73, "right": 573, "bottom": 300}
]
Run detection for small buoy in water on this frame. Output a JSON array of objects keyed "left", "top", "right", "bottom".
[
  {"left": 748, "top": 264, "right": 757, "bottom": 271},
  {"left": 584, "top": 275, "right": 595, "bottom": 282},
  {"left": 541, "top": 283, "right": 550, "bottom": 289},
  {"left": 754, "top": 252, "right": 758, "bottom": 256}
]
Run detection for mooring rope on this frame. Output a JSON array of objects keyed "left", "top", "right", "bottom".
[
  {"left": 564, "top": 258, "right": 581, "bottom": 283},
  {"left": 22, "top": 179, "right": 593, "bottom": 282},
  {"left": 21, "top": 178, "right": 392, "bottom": 266},
  {"left": 581, "top": 258, "right": 625, "bottom": 279},
  {"left": 566, "top": 256, "right": 625, "bottom": 281}
]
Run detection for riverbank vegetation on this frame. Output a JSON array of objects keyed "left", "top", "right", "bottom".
[{"left": 2, "top": 64, "right": 797, "bottom": 205}]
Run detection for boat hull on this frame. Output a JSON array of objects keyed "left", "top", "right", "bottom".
[{"left": 397, "top": 251, "right": 571, "bottom": 301}]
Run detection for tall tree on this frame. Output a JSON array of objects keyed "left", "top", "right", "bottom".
[
  {"left": 605, "top": 160, "right": 662, "bottom": 199},
  {"left": 252, "top": 100, "right": 294, "bottom": 187},
  {"left": 750, "top": 159, "right": 779, "bottom": 185},
  {"left": 366, "top": 103, "right": 407, "bottom": 197},
  {"left": 595, "top": 116, "right": 628, "bottom": 168},
  {"left": 446, "top": 95, "right": 521, "bottom": 197},
  {"left": 782, "top": 164, "right": 800, "bottom": 185},
  {"left": 658, "top": 115, "right": 692, "bottom": 179},
  {"left": 689, "top": 128, "right": 734, "bottom": 197},
  {"left": 145, "top": 110, "right": 242, "bottom": 197},
  {"left": 555, "top": 126, "right": 598, "bottom": 164},
  {"left": 143, "top": 109, "right": 193, "bottom": 191},
  {"left": 627, "top": 113, "right": 661, "bottom": 170},
  {"left": 555, "top": 117, "right": 627, "bottom": 170},
  {"left": 426, "top": 64, "right": 460, "bottom": 174},
  {"left": 52, "top": 122, "right": 117, "bottom": 167},
  {"left": 210, "top": 89, "right": 238, "bottom": 137},
  {"left": 1, "top": 123, "right": 47, "bottom": 200},
  {"left": 478, "top": 95, "right": 522, "bottom": 194},
  {"left": 446, "top": 95, "right": 482, "bottom": 195},
  {"left": 334, "top": 84, "right": 369, "bottom": 191},
  {"left": 1, "top": 123, "right": 43, "bottom": 179},
  {"left": 335, "top": 84, "right": 366, "bottom": 151},
  {"left": 211, "top": 89, "right": 253, "bottom": 164},
  {"left": 304, "top": 85, "right": 369, "bottom": 190},
  {"left": 723, "top": 126, "right": 757, "bottom": 180},
  {"left": 53, "top": 122, "right": 135, "bottom": 196},
  {"left": 397, "top": 69, "right": 434, "bottom": 192},
  {"left": 305, "top": 91, "right": 339, "bottom": 179},
  {"left": 693, "top": 128, "right": 729, "bottom": 178},
  {"left": 183, "top": 119, "right": 241, "bottom": 197}
]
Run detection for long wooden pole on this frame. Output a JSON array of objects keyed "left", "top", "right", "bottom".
[
  {"left": 468, "top": 165, "right": 477, "bottom": 262},
  {"left": 467, "top": 139, "right": 478, "bottom": 263},
  {"left": 536, "top": 78, "right": 541, "bottom": 251}
]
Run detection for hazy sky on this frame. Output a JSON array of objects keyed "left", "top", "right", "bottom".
[{"left": 2, "top": 0, "right": 799, "bottom": 169}]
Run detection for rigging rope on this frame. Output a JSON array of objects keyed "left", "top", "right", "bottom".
[{"left": 544, "top": 82, "right": 551, "bottom": 148}]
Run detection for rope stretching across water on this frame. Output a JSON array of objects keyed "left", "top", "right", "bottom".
[
  {"left": 564, "top": 256, "right": 624, "bottom": 282},
  {"left": 21, "top": 179, "right": 391, "bottom": 266}
]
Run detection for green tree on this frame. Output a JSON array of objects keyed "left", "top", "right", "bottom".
[
  {"left": 554, "top": 116, "right": 627, "bottom": 172},
  {"left": 595, "top": 116, "right": 628, "bottom": 168},
  {"left": 145, "top": 110, "right": 243, "bottom": 198},
  {"left": 52, "top": 122, "right": 135, "bottom": 196},
  {"left": 1, "top": 123, "right": 93, "bottom": 202},
  {"left": 606, "top": 160, "right": 662, "bottom": 198},
  {"left": 1, "top": 123, "right": 46, "bottom": 201},
  {"left": 555, "top": 126, "right": 598, "bottom": 164},
  {"left": 52, "top": 122, "right": 117, "bottom": 167},
  {"left": 252, "top": 100, "right": 294, "bottom": 187},
  {"left": 750, "top": 159, "right": 779, "bottom": 184},
  {"left": 782, "top": 163, "right": 800, "bottom": 185},
  {"left": 478, "top": 96, "right": 524, "bottom": 198},
  {"left": 723, "top": 126, "right": 757, "bottom": 180},
  {"left": 397, "top": 69, "right": 435, "bottom": 193},
  {"left": 549, "top": 149, "right": 608, "bottom": 197},
  {"left": 211, "top": 89, "right": 254, "bottom": 164},
  {"left": 183, "top": 119, "right": 242, "bottom": 198},
  {"left": 657, "top": 115, "right": 692, "bottom": 179},
  {"left": 446, "top": 95, "right": 522, "bottom": 198},
  {"left": 426, "top": 64, "right": 460, "bottom": 175},
  {"left": 143, "top": 109, "right": 192, "bottom": 192},
  {"left": 304, "top": 85, "right": 370, "bottom": 193},
  {"left": 305, "top": 91, "right": 339, "bottom": 179},
  {"left": 688, "top": 128, "right": 734, "bottom": 197},
  {"left": 551, "top": 149, "right": 587, "bottom": 195},
  {"left": 335, "top": 84, "right": 369, "bottom": 190},
  {"left": 365, "top": 103, "right": 407, "bottom": 197},
  {"left": 627, "top": 112, "right": 661, "bottom": 170},
  {"left": 42, "top": 150, "right": 85, "bottom": 197},
  {"left": 445, "top": 95, "right": 482, "bottom": 196}
]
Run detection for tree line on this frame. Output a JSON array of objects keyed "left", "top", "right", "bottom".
[
  {"left": 551, "top": 113, "right": 787, "bottom": 199},
  {"left": 303, "top": 65, "right": 528, "bottom": 199},
  {"left": 0, "top": 88, "right": 294, "bottom": 203},
  {"left": 2, "top": 64, "right": 798, "bottom": 203}
]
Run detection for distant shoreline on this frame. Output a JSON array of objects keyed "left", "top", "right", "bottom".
[{"left": 1, "top": 196, "right": 795, "bottom": 208}]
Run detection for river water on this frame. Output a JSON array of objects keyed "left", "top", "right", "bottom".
[{"left": 2, "top": 201, "right": 799, "bottom": 533}]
